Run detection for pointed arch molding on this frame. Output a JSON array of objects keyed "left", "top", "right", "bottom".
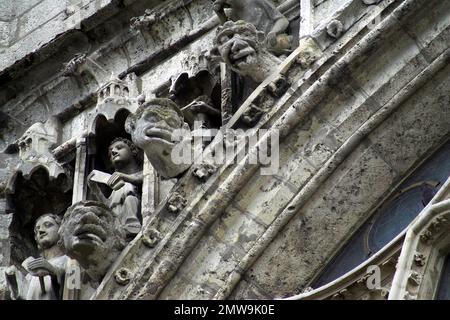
[
  {"left": 88, "top": 107, "right": 135, "bottom": 136},
  {"left": 90, "top": 0, "right": 450, "bottom": 300},
  {"left": 389, "top": 177, "right": 450, "bottom": 300}
]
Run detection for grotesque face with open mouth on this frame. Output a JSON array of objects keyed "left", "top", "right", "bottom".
[
  {"left": 126, "top": 98, "right": 192, "bottom": 179},
  {"left": 215, "top": 20, "right": 264, "bottom": 75},
  {"left": 59, "top": 201, "right": 126, "bottom": 275}
]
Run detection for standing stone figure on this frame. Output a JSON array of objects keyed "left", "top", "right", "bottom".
[
  {"left": 88, "top": 138, "right": 143, "bottom": 241},
  {"left": 5, "top": 214, "right": 68, "bottom": 300}
]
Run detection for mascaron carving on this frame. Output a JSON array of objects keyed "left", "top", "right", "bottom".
[
  {"left": 213, "top": 20, "right": 282, "bottom": 84},
  {"left": 213, "top": 0, "right": 291, "bottom": 55},
  {"left": 125, "top": 98, "right": 192, "bottom": 179},
  {"left": 59, "top": 201, "right": 127, "bottom": 285}
]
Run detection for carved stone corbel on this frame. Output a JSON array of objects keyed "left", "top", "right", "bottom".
[{"left": 115, "top": 268, "right": 133, "bottom": 286}]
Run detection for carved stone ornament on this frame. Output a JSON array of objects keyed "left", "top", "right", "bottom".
[
  {"left": 125, "top": 98, "right": 193, "bottom": 179},
  {"left": 213, "top": 20, "right": 281, "bottom": 84},
  {"left": 59, "top": 201, "right": 127, "bottom": 283},
  {"left": 115, "top": 268, "right": 132, "bottom": 285},
  {"left": 389, "top": 176, "right": 450, "bottom": 300},
  {"left": 142, "top": 227, "right": 162, "bottom": 248},
  {"left": 4, "top": 117, "right": 71, "bottom": 186},
  {"left": 403, "top": 292, "right": 417, "bottom": 300},
  {"left": 301, "top": 286, "right": 314, "bottom": 294},
  {"left": 413, "top": 253, "right": 426, "bottom": 267},
  {"left": 130, "top": 9, "right": 158, "bottom": 31},
  {"left": 192, "top": 163, "right": 217, "bottom": 181},
  {"left": 241, "top": 103, "right": 267, "bottom": 126},
  {"left": 431, "top": 216, "right": 447, "bottom": 230},
  {"left": 408, "top": 271, "right": 422, "bottom": 286},
  {"left": 267, "top": 75, "right": 290, "bottom": 97},
  {"left": 130, "top": 0, "right": 188, "bottom": 32},
  {"left": 167, "top": 192, "right": 188, "bottom": 214},
  {"left": 419, "top": 229, "right": 432, "bottom": 243},
  {"left": 296, "top": 37, "right": 323, "bottom": 69},
  {"left": 327, "top": 20, "right": 344, "bottom": 39},
  {"left": 212, "top": 0, "right": 291, "bottom": 55}
]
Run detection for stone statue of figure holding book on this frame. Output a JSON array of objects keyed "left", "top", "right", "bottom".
[
  {"left": 5, "top": 214, "right": 68, "bottom": 300},
  {"left": 88, "top": 138, "right": 143, "bottom": 241}
]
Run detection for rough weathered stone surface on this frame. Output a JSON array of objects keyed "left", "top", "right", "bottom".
[
  {"left": 236, "top": 60, "right": 450, "bottom": 298},
  {"left": 314, "top": 0, "right": 353, "bottom": 28},
  {"left": 1, "top": 0, "right": 448, "bottom": 301}
]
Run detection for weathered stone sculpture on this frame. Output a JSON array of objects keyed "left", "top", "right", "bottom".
[
  {"left": 88, "top": 138, "right": 143, "bottom": 241},
  {"left": 5, "top": 214, "right": 68, "bottom": 300},
  {"left": 125, "top": 98, "right": 193, "bottom": 179},
  {"left": 213, "top": 0, "right": 291, "bottom": 54},
  {"left": 4, "top": 117, "right": 68, "bottom": 181},
  {"left": 213, "top": 20, "right": 281, "bottom": 84},
  {"left": 59, "top": 201, "right": 127, "bottom": 287},
  {"left": 169, "top": 71, "right": 221, "bottom": 130}
]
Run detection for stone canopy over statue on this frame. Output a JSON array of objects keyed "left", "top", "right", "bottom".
[{"left": 2, "top": 0, "right": 294, "bottom": 300}]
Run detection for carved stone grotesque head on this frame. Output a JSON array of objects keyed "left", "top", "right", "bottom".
[
  {"left": 125, "top": 98, "right": 192, "bottom": 179},
  {"left": 215, "top": 21, "right": 263, "bottom": 75},
  {"left": 34, "top": 214, "right": 62, "bottom": 251},
  {"left": 59, "top": 201, "right": 126, "bottom": 279},
  {"left": 213, "top": 20, "right": 280, "bottom": 83}
]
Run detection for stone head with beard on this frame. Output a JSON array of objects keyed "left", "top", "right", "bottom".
[
  {"left": 59, "top": 201, "right": 126, "bottom": 282},
  {"left": 125, "top": 98, "right": 192, "bottom": 179}
]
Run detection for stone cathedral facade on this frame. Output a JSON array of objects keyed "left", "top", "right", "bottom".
[{"left": 0, "top": 0, "right": 449, "bottom": 300}]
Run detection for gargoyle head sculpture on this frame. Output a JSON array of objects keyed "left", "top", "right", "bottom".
[
  {"left": 213, "top": 20, "right": 281, "bottom": 83},
  {"left": 125, "top": 98, "right": 192, "bottom": 179},
  {"left": 59, "top": 201, "right": 126, "bottom": 280}
]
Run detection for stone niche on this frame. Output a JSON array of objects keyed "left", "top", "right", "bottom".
[{"left": 5, "top": 167, "right": 72, "bottom": 267}]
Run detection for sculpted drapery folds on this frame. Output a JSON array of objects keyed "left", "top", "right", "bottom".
[
  {"left": 88, "top": 138, "right": 143, "bottom": 241},
  {"left": 5, "top": 214, "right": 68, "bottom": 300},
  {"left": 125, "top": 98, "right": 193, "bottom": 179}
]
